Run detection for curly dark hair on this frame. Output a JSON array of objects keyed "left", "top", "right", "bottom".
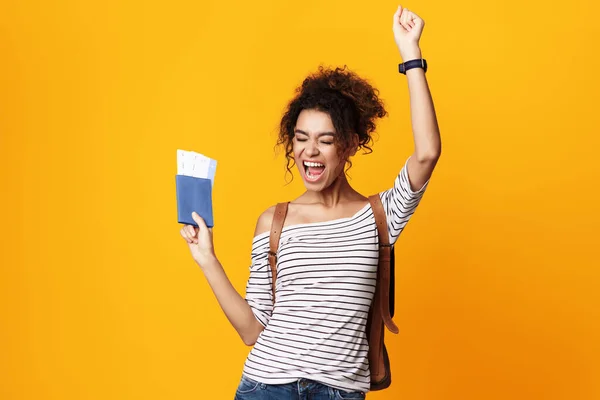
[{"left": 277, "top": 65, "right": 388, "bottom": 182}]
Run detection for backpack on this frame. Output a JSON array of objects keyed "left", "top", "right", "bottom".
[{"left": 267, "top": 194, "right": 399, "bottom": 391}]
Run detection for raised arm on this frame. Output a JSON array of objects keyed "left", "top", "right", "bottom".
[{"left": 393, "top": 5, "right": 442, "bottom": 190}]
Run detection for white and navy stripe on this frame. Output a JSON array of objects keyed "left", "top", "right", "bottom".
[{"left": 243, "top": 158, "right": 428, "bottom": 393}]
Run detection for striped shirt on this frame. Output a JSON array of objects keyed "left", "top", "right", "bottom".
[{"left": 242, "top": 158, "right": 428, "bottom": 393}]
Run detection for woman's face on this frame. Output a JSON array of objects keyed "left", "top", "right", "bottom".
[{"left": 293, "top": 109, "right": 348, "bottom": 190}]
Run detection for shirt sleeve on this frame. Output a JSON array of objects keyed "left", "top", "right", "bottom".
[
  {"left": 244, "top": 234, "right": 274, "bottom": 327},
  {"left": 379, "top": 156, "right": 429, "bottom": 246}
]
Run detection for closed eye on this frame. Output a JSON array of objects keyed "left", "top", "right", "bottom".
[{"left": 295, "top": 138, "right": 332, "bottom": 145}]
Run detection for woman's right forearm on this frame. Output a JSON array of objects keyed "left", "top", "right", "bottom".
[{"left": 199, "top": 255, "right": 264, "bottom": 346}]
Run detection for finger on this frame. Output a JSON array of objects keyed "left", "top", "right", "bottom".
[
  {"left": 192, "top": 213, "right": 207, "bottom": 243},
  {"left": 180, "top": 227, "right": 193, "bottom": 243},
  {"left": 410, "top": 12, "right": 419, "bottom": 27},
  {"left": 394, "top": 5, "right": 403, "bottom": 22},
  {"left": 187, "top": 225, "right": 196, "bottom": 238},
  {"left": 406, "top": 11, "right": 414, "bottom": 26},
  {"left": 400, "top": 10, "right": 410, "bottom": 31},
  {"left": 191, "top": 212, "right": 207, "bottom": 230},
  {"left": 186, "top": 225, "right": 198, "bottom": 243},
  {"left": 405, "top": 10, "right": 414, "bottom": 30},
  {"left": 394, "top": 6, "right": 404, "bottom": 29}
]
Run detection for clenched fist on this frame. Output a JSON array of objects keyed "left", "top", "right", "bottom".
[{"left": 393, "top": 5, "right": 425, "bottom": 61}]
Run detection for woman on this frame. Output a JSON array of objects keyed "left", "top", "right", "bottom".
[{"left": 180, "top": 5, "right": 441, "bottom": 399}]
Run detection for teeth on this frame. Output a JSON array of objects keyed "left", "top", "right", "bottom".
[{"left": 303, "top": 161, "right": 324, "bottom": 168}]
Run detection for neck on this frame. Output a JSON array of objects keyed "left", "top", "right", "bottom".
[{"left": 301, "top": 172, "right": 359, "bottom": 208}]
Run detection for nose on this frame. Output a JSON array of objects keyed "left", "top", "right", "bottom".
[{"left": 305, "top": 140, "right": 319, "bottom": 156}]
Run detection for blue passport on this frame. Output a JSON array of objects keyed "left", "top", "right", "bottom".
[{"left": 175, "top": 175, "right": 214, "bottom": 227}]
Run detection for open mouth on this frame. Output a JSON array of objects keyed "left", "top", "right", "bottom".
[{"left": 303, "top": 160, "right": 325, "bottom": 182}]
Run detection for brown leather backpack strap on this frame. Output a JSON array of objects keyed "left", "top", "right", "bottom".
[
  {"left": 368, "top": 194, "right": 399, "bottom": 334},
  {"left": 367, "top": 287, "right": 386, "bottom": 382},
  {"left": 268, "top": 202, "right": 289, "bottom": 302}
]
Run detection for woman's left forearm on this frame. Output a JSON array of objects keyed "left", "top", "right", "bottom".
[{"left": 401, "top": 46, "right": 441, "bottom": 162}]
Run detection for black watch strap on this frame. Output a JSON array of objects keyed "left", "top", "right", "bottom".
[{"left": 398, "top": 58, "right": 427, "bottom": 74}]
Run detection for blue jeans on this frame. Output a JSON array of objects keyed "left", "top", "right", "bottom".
[{"left": 234, "top": 375, "right": 366, "bottom": 400}]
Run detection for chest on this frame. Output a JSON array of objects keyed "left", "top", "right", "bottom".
[
  {"left": 283, "top": 202, "right": 370, "bottom": 227},
  {"left": 274, "top": 221, "right": 379, "bottom": 290}
]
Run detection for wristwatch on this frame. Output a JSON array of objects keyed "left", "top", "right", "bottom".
[{"left": 398, "top": 58, "right": 427, "bottom": 74}]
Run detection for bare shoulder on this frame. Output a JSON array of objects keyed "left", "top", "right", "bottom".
[{"left": 254, "top": 205, "right": 277, "bottom": 237}]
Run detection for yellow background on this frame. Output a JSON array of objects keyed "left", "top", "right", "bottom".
[{"left": 1, "top": 0, "right": 599, "bottom": 399}]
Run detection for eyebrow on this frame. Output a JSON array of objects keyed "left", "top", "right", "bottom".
[{"left": 294, "top": 129, "right": 335, "bottom": 137}]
